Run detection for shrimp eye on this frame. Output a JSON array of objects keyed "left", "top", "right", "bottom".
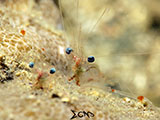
[
  {"left": 66, "top": 47, "right": 73, "bottom": 54},
  {"left": 88, "top": 56, "right": 95, "bottom": 63},
  {"left": 50, "top": 68, "right": 56, "bottom": 74},
  {"left": 29, "top": 62, "right": 34, "bottom": 68}
]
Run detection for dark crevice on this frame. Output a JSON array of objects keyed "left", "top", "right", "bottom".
[
  {"left": 149, "top": 16, "right": 160, "bottom": 32},
  {"left": 35, "top": 0, "right": 40, "bottom": 4},
  {"left": 51, "top": 93, "right": 60, "bottom": 98},
  {"left": 0, "top": 56, "right": 14, "bottom": 83},
  {"left": 53, "top": 0, "right": 59, "bottom": 8}
]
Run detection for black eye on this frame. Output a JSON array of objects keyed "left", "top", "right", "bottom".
[
  {"left": 29, "top": 62, "right": 34, "bottom": 68},
  {"left": 88, "top": 56, "right": 95, "bottom": 63},
  {"left": 50, "top": 68, "right": 56, "bottom": 74},
  {"left": 66, "top": 47, "right": 73, "bottom": 54}
]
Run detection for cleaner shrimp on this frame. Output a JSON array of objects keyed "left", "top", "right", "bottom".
[
  {"left": 56, "top": 0, "right": 160, "bottom": 105},
  {"left": 20, "top": 0, "right": 159, "bottom": 106}
]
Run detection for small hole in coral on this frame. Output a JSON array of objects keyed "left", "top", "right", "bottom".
[
  {"left": 143, "top": 102, "right": 148, "bottom": 107},
  {"left": 51, "top": 93, "right": 60, "bottom": 98},
  {"left": 149, "top": 16, "right": 160, "bottom": 32}
]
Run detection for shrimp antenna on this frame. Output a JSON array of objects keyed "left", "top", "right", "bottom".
[
  {"left": 76, "top": 0, "right": 81, "bottom": 55},
  {"left": 57, "top": 0, "right": 77, "bottom": 49},
  {"left": 95, "top": 51, "right": 160, "bottom": 58},
  {"left": 75, "top": 0, "right": 84, "bottom": 58},
  {"left": 89, "top": 8, "right": 109, "bottom": 34},
  {"left": 58, "top": 0, "right": 68, "bottom": 40},
  {"left": 58, "top": 0, "right": 64, "bottom": 29}
]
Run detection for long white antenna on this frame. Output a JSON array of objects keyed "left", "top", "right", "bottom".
[
  {"left": 58, "top": 0, "right": 67, "bottom": 36},
  {"left": 76, "top": 0, "right": 81, "bottom": 55},
  {"left": 89, "top": 8, "right": 109, "bottom": 34},
  {"left": 95, "top": 51, "right": 160, "bottom": 58}
]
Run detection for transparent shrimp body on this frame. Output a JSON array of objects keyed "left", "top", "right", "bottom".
[
  {"left": 58, "top": 0, "right": 160, "bottom": 106},
  {"left": 65, "top": 47, "right": 103, "bottom": 86}
]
